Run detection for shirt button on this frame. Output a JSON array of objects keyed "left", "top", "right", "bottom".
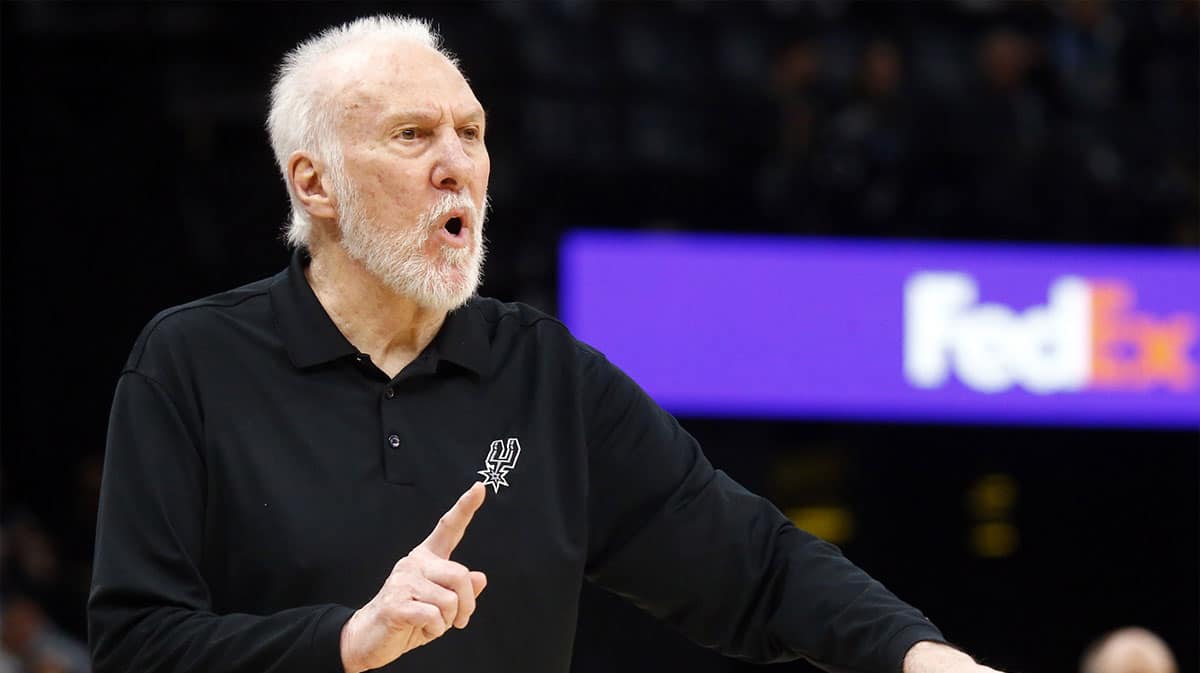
[
  {"left": 384, "top": 388, "right": 396, "bottom": 400},
  {"left": 387, "top": 434, "right": 401, "bottom": 449}
]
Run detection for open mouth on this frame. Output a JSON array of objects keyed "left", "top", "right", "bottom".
[{"left": 437, "top": 213, "right": 470, "bottom": 248}]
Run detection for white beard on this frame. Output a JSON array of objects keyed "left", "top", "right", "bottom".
[{"left": 335, "top": 179, "right": 488, "bottom": 313}]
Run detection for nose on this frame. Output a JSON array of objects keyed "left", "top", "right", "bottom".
[{"left": 430, "top": 130, "right": 473, "bottom": 192}]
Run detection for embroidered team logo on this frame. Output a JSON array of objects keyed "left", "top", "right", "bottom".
[{"left": 478, "top": 438, "right": 521, "bottom": 493}]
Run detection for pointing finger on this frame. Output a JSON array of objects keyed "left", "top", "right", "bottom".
[{"left": 420, "top": 482, "right": 486, "bottom": 558}]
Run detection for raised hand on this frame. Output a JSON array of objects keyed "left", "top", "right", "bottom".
[{"left": 340, "top": 483, "right": 488, "bottom": 673}]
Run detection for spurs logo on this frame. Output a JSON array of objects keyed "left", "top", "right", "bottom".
[{"left": 477, "top": 438, "right": 521, "bottom": 493}]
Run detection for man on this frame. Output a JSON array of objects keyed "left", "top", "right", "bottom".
[
  {"left": 1081, "top": 628, "right": 1177, "bottom": 673},
  {"left": 88, "top": 15, "right": 1002, "bottom": 673}
]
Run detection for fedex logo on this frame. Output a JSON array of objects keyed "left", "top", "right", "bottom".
[{"left": 904, "top": 271, "right": 1198, "bottom": 394}]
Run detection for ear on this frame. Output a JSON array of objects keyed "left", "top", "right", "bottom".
[{"left": 288, "top": 152, "right": 338, "bottom": 221}]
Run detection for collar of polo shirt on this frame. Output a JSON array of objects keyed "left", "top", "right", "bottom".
[{"left": 269, "top": 248, "right": 491, "bottom": 376}]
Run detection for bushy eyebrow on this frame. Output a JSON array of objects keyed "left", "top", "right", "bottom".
[
  {"left": 381, "top": 107, "right": 487, "bottom": 127},
  {"left": 467, "top": 108, "right": 488, "bottom": 126}
]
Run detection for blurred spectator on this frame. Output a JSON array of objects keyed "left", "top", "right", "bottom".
[
  {"left": 1, "top": 514, "right": 60, "bottom": 595},
  {"left": 821, "top": 38, "right": 916, "bottom": 234},
  {"left": 757, "top": 37, "right": 835, "bottom": 232},
  {"left": 0, "top": 596, "right": 89, "bottom": 673},
  {"left": 1050, "top": 0, "right": 1123, "bottom": 113},
  {"left": 0, "top": 508, "right": 91, "bottom": 658},
  {"left": 957, "top": 28, "right": 1050, "bottom": 240},
  {"left": 1081, "top": 627, "right": 1178, "bottom": 673},
  {"left": 755, "top": 2, "right": 1195, "bottom": 244},
  {"left": 1121, "top": 0, "right": 1200, "bottom": 246},
  {"left": 1045, "top": 0, "right": 1133, "bottom": 242}
]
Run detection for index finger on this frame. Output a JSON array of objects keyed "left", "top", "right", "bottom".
[{"left": 420, "top": 482, "right": 486, "bottom": 558}]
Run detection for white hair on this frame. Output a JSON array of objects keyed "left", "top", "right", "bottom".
[{"left": 267, "top": 15, "right": 460, "bottom": 248}]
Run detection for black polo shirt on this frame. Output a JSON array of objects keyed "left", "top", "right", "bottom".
[{"left": 89, "top": 249, "right": 945, "bottom": 673}]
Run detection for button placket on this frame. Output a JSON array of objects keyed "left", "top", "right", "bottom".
[{"left": 381, "top": 388, "right": 413, "bottom": 484}]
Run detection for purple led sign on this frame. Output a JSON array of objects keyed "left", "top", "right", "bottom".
[{"left": 559, "top": 231, "right": 1200, "bottom": 428}]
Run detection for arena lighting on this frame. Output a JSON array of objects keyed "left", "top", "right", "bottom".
[{"left": 558, "top": 230, "right": 1200, "bottom": 428}]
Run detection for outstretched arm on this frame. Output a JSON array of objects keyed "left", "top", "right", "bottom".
[{"left": 576, "top": 342, "right": 1003, "bottom": 673}]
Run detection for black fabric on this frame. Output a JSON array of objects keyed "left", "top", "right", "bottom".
[{"left": 89, "top": 248, "right": 945, "bottom": 673}]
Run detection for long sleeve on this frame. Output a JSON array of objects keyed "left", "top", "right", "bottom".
[
  {"left": 578, "top": 344, "right": 945, "bottom": 673},
  {"left": 87, "top": 370, "right": 354, "bottom": 673}
]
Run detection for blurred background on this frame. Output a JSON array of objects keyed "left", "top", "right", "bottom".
[{"left": 2, "top": 1, "right": 1197, "bottom": 672}]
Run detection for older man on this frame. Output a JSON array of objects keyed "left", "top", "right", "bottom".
[{"left": 88, "top": 15, "right": 1001, "bottom": 673}]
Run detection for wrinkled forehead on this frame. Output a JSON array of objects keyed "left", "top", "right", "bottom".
[{"left": 319, "top": 39, "right": 482, "bottom": 130}]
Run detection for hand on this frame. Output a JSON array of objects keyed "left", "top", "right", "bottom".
[
  {"left": 903, "top": 641, "right": 1005, "bottom": 673},
  {"left": 340, "top": 483, "right": 489, "bottom": 673}
]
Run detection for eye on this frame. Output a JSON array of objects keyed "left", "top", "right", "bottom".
[
  {"left": 395, "top": 128, "right": 418, "bottom": 140},
  {"left": 461, "top": 126, "right": 482, "bottom": 141}
]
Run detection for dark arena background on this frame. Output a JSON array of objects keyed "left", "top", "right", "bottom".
[{"left": 2, "top": 2, "right": 1198, "bottom": 672}]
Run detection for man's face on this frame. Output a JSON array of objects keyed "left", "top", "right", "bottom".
[{"left": 326, "top": 39, "right": 491, "bottom": 311}]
